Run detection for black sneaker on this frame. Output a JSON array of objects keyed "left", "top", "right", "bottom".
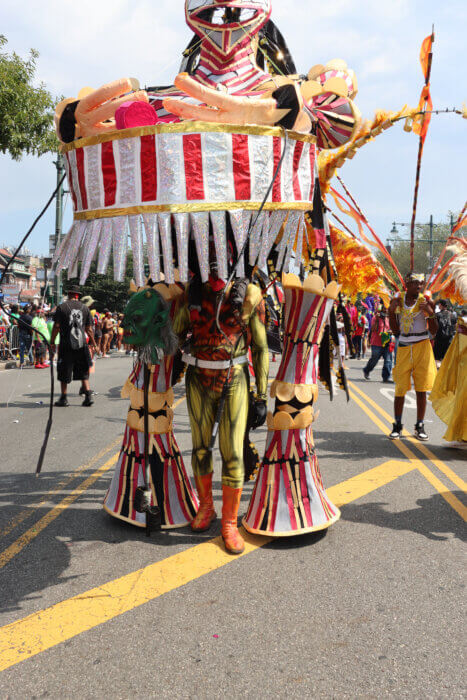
[
  {"left": 79, "top": 387, "right": 95, "bottom": 396},
  {"left": 54, "top": 395, "right": 69, "bottom": 407},
  {"left": 389, "top": 422, "right": 403, "bottom": 439},
  {"left": 82, "top": 392, "right": 94, "bottom": 407},
  {"left": 363, "top": 369, "right": 370, "bottom": 381},
  {"left": 414, "top": 422, "right": 428, "bottom": 441}
]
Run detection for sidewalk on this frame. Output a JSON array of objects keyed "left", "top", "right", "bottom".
[{"left": 0, "top": 360, "right": 19, "bottom": 371}]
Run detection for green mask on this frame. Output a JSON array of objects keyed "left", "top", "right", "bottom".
[{"left": 122, "top": 288, "right": 178, "bottom": 364}]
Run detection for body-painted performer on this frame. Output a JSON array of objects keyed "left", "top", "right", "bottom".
[
  {"left": 53, "top": 0, "right": 360, "bottom": 549},
  {"left": 174, "top": 271, "right": 269, "bottom": 553}
]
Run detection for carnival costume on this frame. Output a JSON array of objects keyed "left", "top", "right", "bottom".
[
  {"left": 430, "top": 316, "right": 467, "bottom": 444},
  {"left": 392, "top": 292, "right": 437, "bottom": 397},
  {"left": 52, "top": 0, "right": 364, "bottom": 549},
  {"left": 103, "top": 284, "right": 199, "bottom": 530}
]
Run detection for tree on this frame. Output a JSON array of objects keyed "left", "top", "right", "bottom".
[
  {"left": 377, "top": 213, "right": 457, "bottom": 287},
  {"left": 64, "top": 253, "right": 135, "bottom": 313},
  {"left": 0, "top": 35, "right": 58, "bottom": 160}
]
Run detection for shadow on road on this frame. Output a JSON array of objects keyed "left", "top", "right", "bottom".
[
  {"left": 340, "top": 493, "right": 467, "bottom": 542},
  {"left": 314, "top": 430, "right": 402, "bottom": 460},
  {"left": 0, "top": 472, "right": 252, "bottom": 614}
]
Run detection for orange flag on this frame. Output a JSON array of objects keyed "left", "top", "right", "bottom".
[
  {"left": 412, "top": 32, "right": 435, "bottom": 147},
  {"left": 419, "top": 34, "right": 433, "bottom": 79}
]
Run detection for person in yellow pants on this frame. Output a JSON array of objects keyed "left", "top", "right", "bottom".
[
  {"left": 175, "top": 275, "right": 269, "bottom": 554},
  {"left": 388, "top": 273, "right": 438, "bottom": 441}
]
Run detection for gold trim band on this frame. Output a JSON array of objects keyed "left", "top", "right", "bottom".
[
  {"left": 74, "top": 201, "right": 314, "bottom": 220},
  {"left": 60, "top": 120, "right": 317, "bottom": 152}
]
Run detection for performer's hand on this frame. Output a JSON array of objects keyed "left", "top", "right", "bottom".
[
  {"left": 388, "top": 297, "right": 400, "bottom": 313},
  {"left": 419, "top": 301, "right": 434, "bottom": 317},
  {"left": 250, "top": 399, "right": 267, "bottom": 430},
  {"left": 163, "top": 73, "right": 303, "bottom": 129}
]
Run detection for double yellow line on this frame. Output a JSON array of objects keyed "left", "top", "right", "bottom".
[
  {"left": 0, "top": 384, "right": 464, "bottom": 672},
  {"left": 347, "top": 380, "right": 466, "bottom": 521}
]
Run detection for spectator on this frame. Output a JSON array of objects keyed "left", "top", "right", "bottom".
[
  {"left": 31, "top": 307, "right": 50, "bottom": 369},
  {"left": 352, "top": 307, "right": 367, "bottom": 360},
  {"left": 82, "top": 296, "right": 102, "bottom": 357},
  {"left": 433, "top": 300, "right": 457, "bottom": 365},
  {"left": 50, "top": 286, "right": 97, "bottom": 407},
  {"left": 336, "top": 314, "right": 346, "bottom": 367},
  {"left": 101, "top": 309, "right": 114, "bottom": 357},
  {"left": 17, "top": 305, "right": 33, "bottom": 367},
  {"left": 362, "top": 306, "right": 393, "bottom": 382},
  {"left": 388, "top": 272, "right": 438, "bottom": 441}
]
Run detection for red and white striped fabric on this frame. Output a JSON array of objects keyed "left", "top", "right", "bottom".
[
  {"left": 63, "top": 125, "right": 316, "bottom": 216},
  {"left": 243, "top": 427, "right": 340, "bottom": 536}
]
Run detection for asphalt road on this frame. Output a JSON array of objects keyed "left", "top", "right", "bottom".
[{"left": 0, "top": 353, "right": 465, "bottom": 698}]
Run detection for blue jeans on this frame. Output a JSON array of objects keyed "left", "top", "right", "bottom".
[
  {"left": 364, "top": 344, "right": 392, "bottom": 381},
  {"left": 19, "top": 333, "right": 32, "bottom": 365}
]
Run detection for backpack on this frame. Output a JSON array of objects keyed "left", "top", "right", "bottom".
[
  {"left": 65, "top": 302, "right": 85, "bottom": 350},
  {"left": 437, "top": 311, "right": 454, "bottom": 341}
]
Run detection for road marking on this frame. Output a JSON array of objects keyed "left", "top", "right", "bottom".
[
  {"left": 351, "top": 381, "right": 466, "bottom": 493},
  {"left": 0, "top": 455, "right": 118, "bottom": 571},
  {"left": 0, "top": 459, "right": 414, "bottom": 672},
  {"left": 0, "top": 396, "right": 188, "bottom": 568},
  {"left": 380, "top": 387, "right": 417, "bottom": 409},
  {"left": 347, "top": 384, "right": 467, "bottom": 521},
  {"left": 330, "top": 460, "right": 415, "bottom": 505},
  {"left": 0, "top": 438, "right": 121, "bottom": 539}
]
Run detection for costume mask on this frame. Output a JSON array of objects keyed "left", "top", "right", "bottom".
[
  {"left": 122, "top": 288, "right": 178, "bottom": 363},
  {"left": 185, "top": 0, "right": 272, "bottom": 59}
]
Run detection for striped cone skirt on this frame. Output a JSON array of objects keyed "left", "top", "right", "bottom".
[
  {"left": 243, "top": 427, "right": 340, "bottom": 536},
  {"left": 103, "top": 425, "right": 199, "bottom": 529}
]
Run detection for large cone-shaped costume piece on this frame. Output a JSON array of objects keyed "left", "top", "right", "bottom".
[
  {"left": 243, "top": 274, "right": 341, "bottom": 536},
  {"left": 103, "top": 423, "right": 198, "bottom": 529},
  {"left": 103, "top": 287, "right": 199, "bottom": 529}
]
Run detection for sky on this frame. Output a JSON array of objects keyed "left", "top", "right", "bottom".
[{"left": 0, "top": 0, "right": 465, "bottom": 257}]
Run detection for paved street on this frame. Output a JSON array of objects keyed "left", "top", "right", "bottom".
[{"left": 0, "top": 354, "right": 465, "bottom": 698}]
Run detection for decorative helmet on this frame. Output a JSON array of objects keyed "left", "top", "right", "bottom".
[{"left": 185, "top": 0, "right": 272, "bottom": 59}]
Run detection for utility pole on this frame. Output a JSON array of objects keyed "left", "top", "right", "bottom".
[
  {"left": 429, "top": 214, "right": 433, "bottom": 272},
  {"left": 388, "top": 216, "right": 448, "bottom": 276},
  {"left": 53, "top": 153, "right": 65, "bottom": 305}
]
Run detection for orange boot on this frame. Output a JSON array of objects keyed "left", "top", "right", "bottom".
[
  {"left": 191, "top": 473, "right": 217, "bottom": 532},
  {"left": 221, "top": 485, "right": 245, "bottom": 555}
]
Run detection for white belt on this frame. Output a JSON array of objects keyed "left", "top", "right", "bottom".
[{"left": 182, "top": 352, "right": 248, "bottom": 370}]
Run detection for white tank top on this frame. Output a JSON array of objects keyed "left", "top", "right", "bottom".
[{"left": 398, "top": 299, "right": 429, "bottom": 346}]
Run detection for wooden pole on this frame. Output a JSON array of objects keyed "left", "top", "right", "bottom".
[{"left": 409, "top": 29, "right": 435, "bottom": 272}]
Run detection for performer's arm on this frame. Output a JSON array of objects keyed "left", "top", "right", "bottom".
[
  {"left": 388, "top": 299, "right": 400, "bottom": 335},
  {"left": 420, "top": 299, "right": 439, "bottom": 336},
  {"left": 250, "top": 301, "right": 269, "bottom": 401}
]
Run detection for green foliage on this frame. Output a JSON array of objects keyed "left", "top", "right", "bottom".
[
  {"left": 64, "top": 253, "right": 135, "bottom": 313},
  {"left": 0, "top": 35, "right": 58, "bottom": 160},
  {"left": 378, "top": 213, "right": 457, "bottom": 287}
]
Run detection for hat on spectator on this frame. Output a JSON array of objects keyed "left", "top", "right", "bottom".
[{"left": 67, "top": 285, "right": 82, "bottom": 297}]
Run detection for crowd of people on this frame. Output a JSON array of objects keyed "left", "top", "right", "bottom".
[
  {"left": 1, "top": 277, "right": 465, "bottom": 442},
  {"left": 337, "top": 274, "right": 464, "bottom": 443},
  {"left": 0, "top": 298, "right": 128, "bottom": 369},
  {"left": 336, "top": 292, "right": 460, "bottom": 380}
]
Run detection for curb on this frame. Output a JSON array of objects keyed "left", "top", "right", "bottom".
[{"left": 0, "top": 361, "right": 19, "bottom": 371}]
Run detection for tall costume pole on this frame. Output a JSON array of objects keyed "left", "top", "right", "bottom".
[{"left": 409, "top": 29, "right": 435, "bottom": 273}]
